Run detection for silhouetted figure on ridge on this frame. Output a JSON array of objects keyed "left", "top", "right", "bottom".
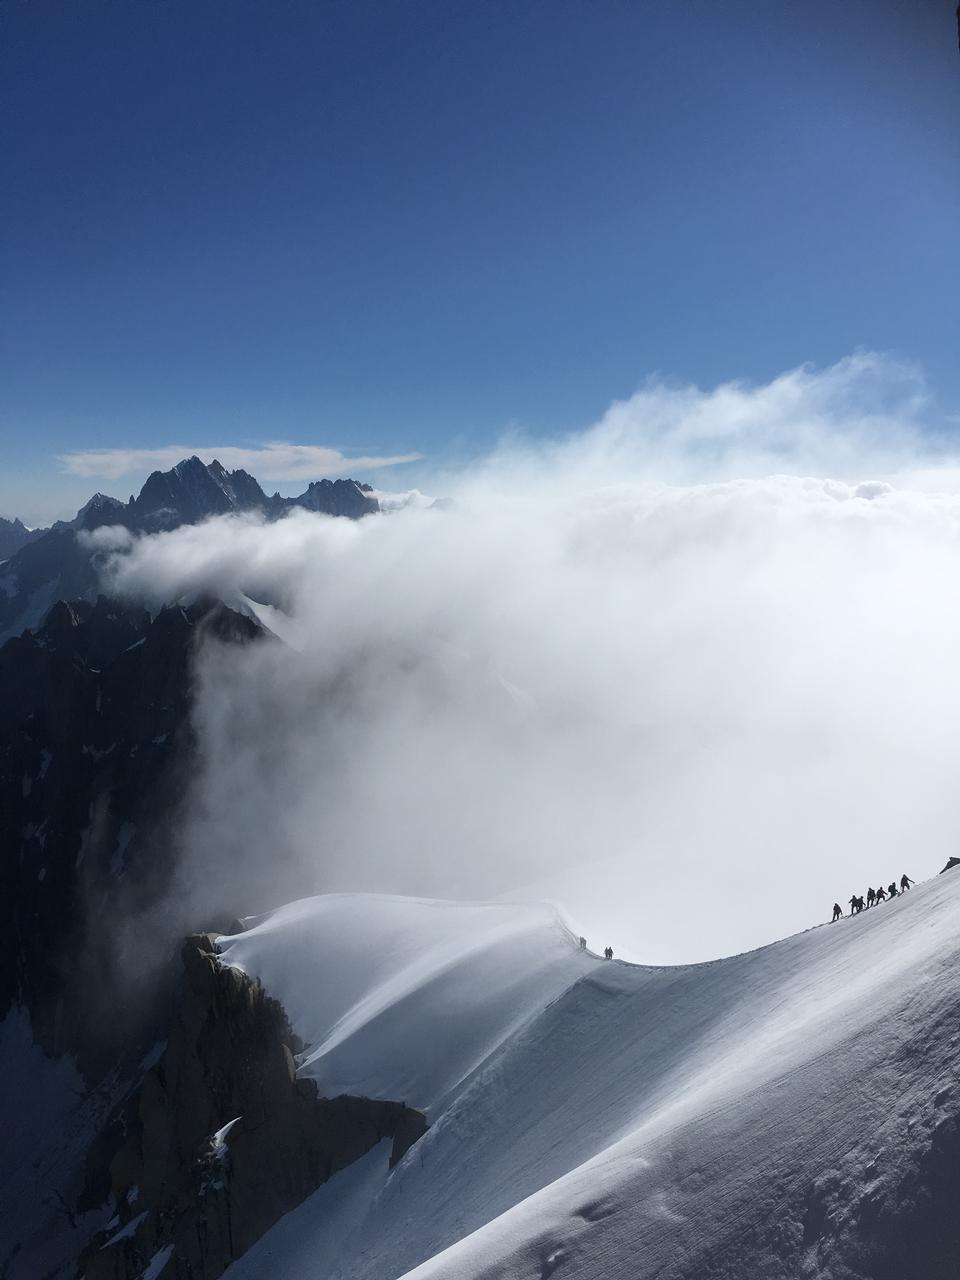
[
  {"left": 832, "top": 903, "right": 843, "bottom": 922},
  {"left": 603, "top": 945, "right": 613, "bottom": 960},
  {"left": 866, "top": 887, "right": 876, "bottom": 908},
  {"left": 900, "top": 874, "right": 914, "bottom": 891},
  {"left": 848, "top": 894, "right": 858, "bottom": 916},
  {"left": 888, "top": 882, "right": 898, "bottom": 898},
  {"left": 876, "top": 885, "right": 887, "bottom": 903}
]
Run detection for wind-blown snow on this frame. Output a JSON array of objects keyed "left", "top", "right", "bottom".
[
  {"left": 220, "top": 876, "right": 960, "bottom": 1280},
  {"left": 218, "top": 895, "right": 596, "bottom": 1112}
]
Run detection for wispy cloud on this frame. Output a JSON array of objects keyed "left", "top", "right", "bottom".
[{"left": 58, "top": 442, "right": 422, "bottom": 482}]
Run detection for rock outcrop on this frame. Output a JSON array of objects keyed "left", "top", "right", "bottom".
[{"left": 83, "top": 934, "right": 427, "bottom": 1280}]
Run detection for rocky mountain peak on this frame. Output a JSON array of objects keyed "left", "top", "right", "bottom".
[
  {"left": 287, "top": 477, "right": 379, "bottom": 519},
  {"left": 0, "top": 514, "right": 43, "bottom": 560},
  {"left": 134, "top": 457, "right": 269, "bottom": 529},
  {"left": 74, "top": 492, "right": 127, "bottom": 530}
]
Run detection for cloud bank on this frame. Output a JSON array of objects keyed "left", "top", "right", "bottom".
[
  {"left": 59, "top": 441, "right": 421, "bottom": 482},
  {"left": 95, "top": 354, "right": 960, "bottom": 963}
]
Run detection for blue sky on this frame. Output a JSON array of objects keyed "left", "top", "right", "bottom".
[{"left": 2, "top": 0, "right": 958, "bottom": 523}]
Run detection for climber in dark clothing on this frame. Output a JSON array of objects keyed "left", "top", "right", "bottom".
[
  {"left": 603, "top": 945, "right": 613, "bottom": 960},
  {"left": 888, "top": 882, "right": 898, "bottom": 897},
  {"left": 900, "top": 874, "right": 914, "bottom": 891},
  {"left": 875, "top": 885, "right": 887, "bottom": 902},
  {"left": 866, "top": 887, "right": 876, "bottom": 908},
  {"left": 832, "top": 902, "right": 843, "bottom": 922},
  {"left": 848, "top": 895, "right": 859, "bottom": 915}
]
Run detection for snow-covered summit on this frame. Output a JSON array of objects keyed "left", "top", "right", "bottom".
[{"left": 220, "top": 876, "right": 960, "bottom": 1280}]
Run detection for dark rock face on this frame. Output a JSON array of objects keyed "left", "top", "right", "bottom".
[
  {"left": 940, "top": 857, "right": 960, "bottom": 874},
  {"left": 0, "top": 515, "right": 42, "bottom": 560},
  {"left": 0, "top": 595, "right": 264, "bottom": 1068},
  {"left": 83, "top": 934, "right": 427, "bottom": 1280}
]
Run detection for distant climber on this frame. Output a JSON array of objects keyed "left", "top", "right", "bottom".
[
  {"left": 875, "top": 885, "right": 887, "bottom": 903},
  {"left": 888, "top": 882, "right": 898, "bottom": 898},
  {"left": 578, "top": 936, "right": 587, "bottom": 950},
  {"left": 866, "top": 887, "right": 876, "bottom": 908},
  {"left": 832, "top": 903, "right": 843, "bottom": 922},
  {"left": 900, "top": 874, "right": 914, "bottom": 891},
  {"left": 603, "top": 946, "right": 613, "bottom": 960},
  {"left": 848, "top": 894, "right": 858, "bottom": 915}
]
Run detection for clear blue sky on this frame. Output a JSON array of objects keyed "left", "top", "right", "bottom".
[{"left": 2, "top": 0, "right": 958, "bottom": 522}]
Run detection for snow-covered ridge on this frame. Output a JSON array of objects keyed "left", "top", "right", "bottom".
[
  {"left": 218, "top": 894, "right": 596, "bottom": 1113},
  {"left": 219, "top": 877, "right": 960, "bottom": 1280}
]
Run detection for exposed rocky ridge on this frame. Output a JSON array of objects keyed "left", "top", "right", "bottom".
[
  {"left": 83, "top": 933, "right": 426, "bottom": 1280},
  {"left": 53, "top": 457, "right": 379, "bottom": 536},
  {"left": 131, "top": 457, "right": 271, "bottom": 530},
  {"left": 0, "top": 457, "right": 380, "bottom": 643},
  {"left": 0, "top": 514, "right": 41, "bottom": 560},
  {"left": 275, "top": 476, "right": 379, "bottom": 519}
]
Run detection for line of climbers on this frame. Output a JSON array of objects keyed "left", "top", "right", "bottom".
[
  {"left": 831, "top": 874, "right": 914, "bottom": 922},
  {"left": 581, "top": 875, "right": 919, "bottom": 956},
  {"left": 577, "top": 936, "right": 615, "bottom": 960}
]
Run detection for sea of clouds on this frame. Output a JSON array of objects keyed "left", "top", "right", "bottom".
[{"left": 89, "top": 353, "right": 960, "bottom": 962}]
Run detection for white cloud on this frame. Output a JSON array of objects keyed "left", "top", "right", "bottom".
[
  {"left": 58, "top": 441, "right": 422, "bottom": 482},
  {"left": 98, "top": 354, "right": 960, "bottom": 964}
]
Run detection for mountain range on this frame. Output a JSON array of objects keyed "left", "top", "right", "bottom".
[{"left": 0, "top": 456, "right": 378, "bottom": 643}]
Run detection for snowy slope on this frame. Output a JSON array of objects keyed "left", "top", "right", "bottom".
[
  {"left": 218, "top": 895, "right": 596, "bottom": 1112},
  {"left": 219, "top": 877, "right": 960, "bottom": 1280}
]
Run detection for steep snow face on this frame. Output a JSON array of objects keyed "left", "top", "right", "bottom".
[
  {"left": 221, "top": 878, "right": 960, "bottom": 1280},
  {"left": 218, "top": 895, "right": 596, "bottom": 1112}
]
